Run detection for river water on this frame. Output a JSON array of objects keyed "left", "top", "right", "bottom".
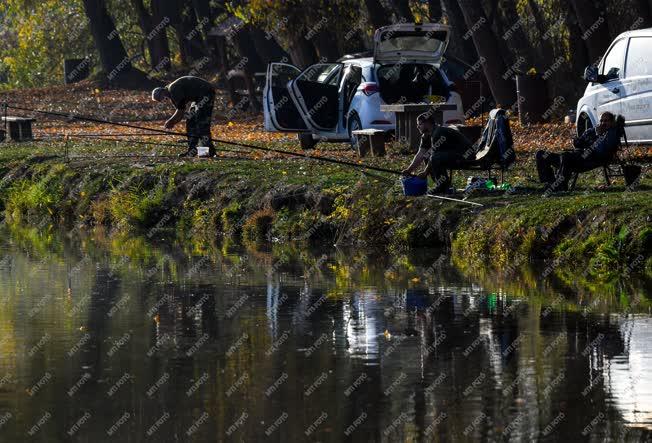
[{"left": 0, "top": 228, "right": 650, "bottom": 442}]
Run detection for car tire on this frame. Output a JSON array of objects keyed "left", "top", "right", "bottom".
[
  {"left": 298, "top": 133, "right": 317, "bottom": 150},
  {"left": 577, "top": 113, "right": 593, "bottom": 136},
  {"left": 348, "top": 114, "right": 362, "bottom": 151}
]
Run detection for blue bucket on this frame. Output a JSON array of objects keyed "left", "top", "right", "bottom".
[{"left": 401, "top": 176, "right": 428, "bottom": 196}]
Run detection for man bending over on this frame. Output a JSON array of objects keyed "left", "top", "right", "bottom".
[{"left": 152, "top": 76, "right": 216, "bottom": 157}]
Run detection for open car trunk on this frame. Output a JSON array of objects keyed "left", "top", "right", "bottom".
[{"left": 376, "top": 63, "right": 450, "bottom": 104}]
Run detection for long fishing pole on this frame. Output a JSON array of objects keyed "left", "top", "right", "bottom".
[
  {"left": 38, "top": 133, "right": 250, "bottom": 154},
  {"left": 5, "top": 103, "right": 484, "bottom": 206},
  {"left": 4, "top": 104, "right": 405, "bottom": 175},
  {"left": 39, "top": 132, "right": 179, "bottom": 138}
]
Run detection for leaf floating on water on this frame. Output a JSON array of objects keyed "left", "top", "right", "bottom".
[{"left": 384, "top": 329, "right": 391, "bottom": 340}]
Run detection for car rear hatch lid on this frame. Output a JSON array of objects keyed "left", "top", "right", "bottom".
[{"left": 373, "top": 23, "right": 450, "bottom": 65}]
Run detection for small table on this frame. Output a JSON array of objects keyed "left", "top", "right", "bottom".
[
  {"left": 380, "top": 103, "right": 456, "bottom": 151},
  {"left": 2, "top": 116, "right": 36, "bottom": 141},
  {"left": 351, "top": 129, "right": 386, "bottom": 157}
]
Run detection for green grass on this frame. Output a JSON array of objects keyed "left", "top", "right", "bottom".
[{"left": 0, "top": 138, "right": 650, "bottom": 283}]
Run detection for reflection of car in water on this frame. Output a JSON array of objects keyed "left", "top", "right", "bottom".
[
  {"left": 577, "top": 28, "right": 652, "bottom": 143},
  {"left": 606, "top": 318, "right": 652, "bottom": 429},
  {"left": 263, "top": 23, "right": 466, "bottom": 149}
]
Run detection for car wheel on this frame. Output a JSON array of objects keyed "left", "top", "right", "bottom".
[
  {"left": 577, "top": 113, "right": 593, "bottom": 136},
  {"left": 298, "top": 133, "right": 317, "bottom": 150},
  {"left": 348, "top": 115, "right": 362, "bottom": 151}
]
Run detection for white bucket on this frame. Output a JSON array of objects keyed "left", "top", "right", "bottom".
[{"left": 197, "top": 146, "right": 210, "bottom": 157}]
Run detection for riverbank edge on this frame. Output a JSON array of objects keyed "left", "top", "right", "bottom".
[{"left": 0, "top": 158, "right": 650, "bottom": 281}]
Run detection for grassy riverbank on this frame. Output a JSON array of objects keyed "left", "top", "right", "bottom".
[{"left": 0, "top": 142, "right": 650, "bottom": 282}]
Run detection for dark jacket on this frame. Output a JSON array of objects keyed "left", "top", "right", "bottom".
[{"left": 574, "top": 127, "right": 620, "bottom": 162}]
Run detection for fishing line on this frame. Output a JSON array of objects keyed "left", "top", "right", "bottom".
[
  {"left": 4, "top": 104, "right": 405, "bottom": 175},
  {"left": 37, "top": 133, "right": 250, "bottom": 154},
  {"left": 4, "top": 103, "right": 484, "bottom": 205}
]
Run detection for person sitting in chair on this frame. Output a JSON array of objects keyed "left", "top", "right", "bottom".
[
  {"left": 401, "top": 112, "right": 475, "bottom": 194},
  {"left": 536, "top": 112, "right": 621, "bottom": 191}
]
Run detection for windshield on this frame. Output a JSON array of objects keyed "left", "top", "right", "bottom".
[{"left": 378, "top": 31, "right": 447, "bottom": 54}]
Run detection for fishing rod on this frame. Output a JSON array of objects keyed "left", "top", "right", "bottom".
[
  {"left": 38, "top": 133, "right": 250, "bottom": 155},
  {"left": 5, "top": 103, "right": 484, "bottom": 206},
  {"left": 4, "top": 104, "right": 406, "bottom": 175},
  {"left": 38, "top": 132, "right": 178, "bottom": 138}
]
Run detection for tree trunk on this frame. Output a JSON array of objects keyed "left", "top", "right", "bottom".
[
  {"left": 565, "top": 7, "right": 590, "bottom": 87},
  {"left": 287, "top": 29, "right": 319, "bottom": 68},
  {"left": 163, "top": 0, "right": 206, "bottom": 64},
  {"left": 497, "top": 0, "right": 536, "bottom": 71},
  {"left": 392, "top": 0, "right": 415, "bottom": 22},
  {"left": 488, "top": 0, "right": 518, "bottom": 68},
  {"left": 82, "top": 0, "right": 132, "bottom": 80},
  {"left": 130, "top": 0, "right": 171, "bottom": 71},
  {"left": 441, "top": 0, "right": 478, "bottom": 63},
  {"left": 248, "top": 27, "right": 291, "bottom": 64},
  {"left": 428, "top": 0, "right": 443, "bottom": 22},
  {"left": 231, "top": 25, "right": 265, "bottom": 111},
  {"left": 310, "top": 30, "right": 342, "bottom": 62},
  {"left": 568, "top": 0, "right": 612, "bottom": 62},
  {"left": 364, "top": 0, "right": 391, "bottom": 28},
  {"left": 215, "top": 35, "right": 238, "bottom": 105},
  {"left": 634, "top": 0, "right": 652, "bottom": 27},
  {"left": 526, "top": 0, "right": 555, "bottom": 67},
  {"left": 457, "top": 0, "right": 517, "bottom": 107}
]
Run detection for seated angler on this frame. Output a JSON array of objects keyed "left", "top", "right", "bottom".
[
  {"left": 401, "top": 112, "right": 475, "bottom": 194},
  {"left": 536, "top": 112, "right": 621, "bottom": 191}
]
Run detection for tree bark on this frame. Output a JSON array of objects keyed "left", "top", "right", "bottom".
[
  {"left": 392, "top": 0, "right": 415, "bottom": 22},
  {"left": 82, "top": 0, "right": 132, "bottom": 79},
  {"left": 428, "top": 0, "right": 443, "bottom": 22},
  {"left": 309, "top": 30, "right": 342, "bottom": 62},
  {"left": 130, "top": 0, "right": 171, "bottom": 71},
  {"left": 364, "top": 0, "right": 391, "bottom": 28},
  {"left": 230, "top": 25, "right": 265, "bottom": 111},
  {"left": 441, "top": 0, "right": 478, "bottom": 63},
  {"left": 568, "top": 0, "right": 613, "bottom": 62},
  {"left": 564, "top": 7, "right": 590, "bottom": 84},
  {"left": 248, "top": 27, "right": 291, "bottom": 65},
  {"left": 163, "top": 0, "right": 207, "bottom": 64},
  {"left": 527, "top": 0, "right": 555, "bottom": 66},
  {"left": 634, "top": 0, "right": 652, "bottom": 27},
  {"left": 215, "top": 35, "right": 238, "bottom": 104},
  {"left": 287, "top": 29, "right": 319, "bottom": 68},
  {"left": 497, "top": 0, "right": 536, "bottom": 70},
  {"left": 456, "top": 0, "right": 517, "bottom": 107}
]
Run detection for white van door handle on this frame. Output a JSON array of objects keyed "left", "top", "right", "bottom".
[{"left": 611, "top": 87, "right": 620, "bottom": 94}]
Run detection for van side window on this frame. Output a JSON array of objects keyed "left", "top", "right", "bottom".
[
  {"left": 601, "top": 38, "right": 628, "bottom": 81},
  {"left": 625, "top": 37, "right": 652, "bottom": 77}
]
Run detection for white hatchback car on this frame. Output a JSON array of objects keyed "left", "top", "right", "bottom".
[
  {"left": 263, "top": 23, "right": 466, "bottom": 149},
  {"left": 577, "top": 27, "right": 652, "bottom": 142}
]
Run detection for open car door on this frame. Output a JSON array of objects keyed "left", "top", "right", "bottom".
[
  {"left": 374, "top": 23, "right": 450, "bottom": 66},
  {"left": 288, "top": 63, "right": 343, "bottom": 132},
  {"left": 263, "top": 63, "right": 309, "bottom": 132}
]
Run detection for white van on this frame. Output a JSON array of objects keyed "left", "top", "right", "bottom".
[
  {"left": 577, "top": 28, "right": 652, "bottom": 143},
  {"left": 263, "top": 23, "right": 465, "bottom": 149}
]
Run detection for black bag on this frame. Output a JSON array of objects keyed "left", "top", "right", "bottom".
[{"left": 623, "top": 164, "right": 642, "bottom": 187}]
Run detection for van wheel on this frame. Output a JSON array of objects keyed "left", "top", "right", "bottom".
[
  {"left": 577, "top": 113, "right": 593, "bottom": 136},
  {"left": 298, "top": 133, "right": 317, "bottom": 150},
  {"left": 348, "top": 115, "right": 362, "bottom": 151}
]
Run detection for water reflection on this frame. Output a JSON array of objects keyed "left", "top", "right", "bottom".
[{"left": 0, "top": 230, "right": 650, "bottom": 442}]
